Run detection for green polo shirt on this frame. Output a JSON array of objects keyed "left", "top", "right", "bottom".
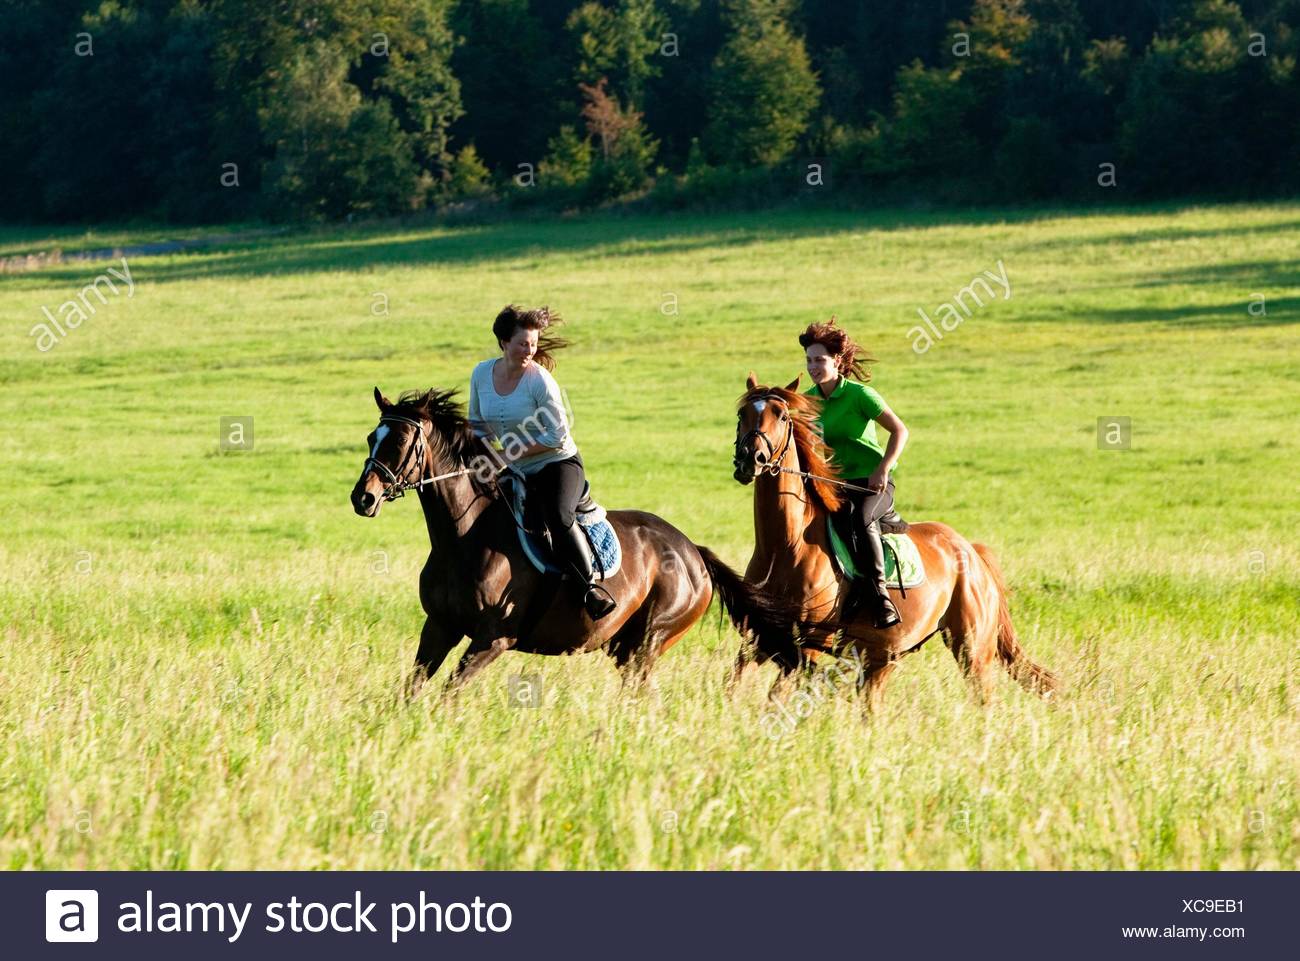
[{"left": 803, "top": 378, "right": 892, "bottom": 479}]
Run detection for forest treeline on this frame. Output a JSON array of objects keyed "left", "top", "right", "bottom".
[{"left": 2, "top": 0, "right": 1297, "bottom": 222}]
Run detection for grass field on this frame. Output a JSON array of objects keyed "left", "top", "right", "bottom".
[{"left": 1, "top": 202, "right": 1297, "bottom": 869}]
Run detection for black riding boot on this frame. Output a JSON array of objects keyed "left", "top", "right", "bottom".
[
  {"left": 855, "top": 518, "right": 901, "bottom": 629},
  {"left": 554, "top": 521, "right": 617, "bottom": 620}
]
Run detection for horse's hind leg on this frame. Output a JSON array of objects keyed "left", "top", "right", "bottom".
[
  {"left": 934, "top": 544, "right": 1004, "bottom": 703},
  {"left": 941, "top": 618, "right": 1000, "bottom": 705},
  {"left": 606, "top": 600, "right": 672, "bottom": 692},
  {"left": 611, "top": 602, "right": 699, "bottom": 692},
  {"left": 615, "top": 560, "right": 715, "bottom": 691},
  {"left": 732, "top": 621, "right": 830, "bottom": 698},
  {"left": 609, "top": 607, "right": 659, "bottom": 691},
  {"left": 620, "top": 640, "right": 667, "bottom": 693}
]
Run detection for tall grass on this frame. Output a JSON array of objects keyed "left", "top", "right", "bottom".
[{"left": 1, "top": 203, "right": 1296, "bottom": 868}]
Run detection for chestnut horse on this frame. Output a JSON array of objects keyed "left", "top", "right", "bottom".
[
  {"left": 731, "top": 375, "right": 1058, "bottom": 712},
  {"left": 351, "top": 387, "right": 801, "bottom": 697}
]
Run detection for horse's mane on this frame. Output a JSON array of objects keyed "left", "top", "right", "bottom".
[
  {"left": 393, "top": 388, "right": 499, "bottom": 498},
  {"left": 737, "top": 384, "right": 843, "bottom": 514}
]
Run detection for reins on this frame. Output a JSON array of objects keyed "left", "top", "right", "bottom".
[{"left": 765, "top": 464, "right": 876, "bottom": 494}]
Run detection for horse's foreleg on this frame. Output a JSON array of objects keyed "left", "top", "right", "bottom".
[
  {"left": 406, "top": 616, "right": 462, "bottom": 701},
  {"left": 445, "top": 636, "right": 511, "bottom": 692}
]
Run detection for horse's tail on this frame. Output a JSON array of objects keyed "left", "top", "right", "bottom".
[
  {"left": 695, "top": 545, "right": 803, "bottom": 667},
  {"left": 972, "top": 542, "right": 1060, "bottom": 699}
]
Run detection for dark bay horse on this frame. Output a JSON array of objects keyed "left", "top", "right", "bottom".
[
  {"left": 731, "top": 374, "right": 1059, "bottom": 712},
  {"left": 351, "top": 387, "right": 800, "bottom": 696}
]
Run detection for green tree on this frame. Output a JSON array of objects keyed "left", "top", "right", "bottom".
[
  {"left": 208, "top": 0, "right": 458, "bottom": 217},
  {"left": 442, "top": 143, "right": 493, "bottom": 200},
  {"left": 945, "top": 0, "right": 1034, "bottom": 151},
  {"left": 1082, "top": 36, "right": 1132, "bottom": 98},
  {"left": 1118, "top": 0, "right": 1280, "bottom": 193},
  {"left": 0, "top": 0, "right": 104, "bottom": 219},
  {"left": 877, "top": 60, "right": 976, "bottom": 177},
  {"left": 450, "top": 0, "right": 570, "bottom": 174},
  {"left": 567, "top": 0, "right": 667, "bottom": 108},
  {"left": 580, "top": 77, "right": 658, "bottom": 199},
  {"left": 803, "top": 0, "right": 975, "bottom": 123},
  {"left": 643, "top": 0, "right": 727, "bottom": 168},
  {"left": 866, "top": 0, "right": 1075, "bottom": 187},
  {"left": 363, "top": 0, "right": 462, "bottom": 176},
  {"left": 703, "top": 0, "right": 821, "bottom": 166},
  {"left": 540, "top": 125, "right": 594, "bottom": 189},
  {"left": 993, "top": 115, "right": 1063, "bottom": 197},
  {"left": 259, "top": 40, "right": 419, "bottom": 219},
  {"left": 32, "top": 1, "right": 221, "bottom": 220}
]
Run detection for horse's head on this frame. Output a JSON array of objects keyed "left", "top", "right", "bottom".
[
  {"left": 733, "top": 372, "right": 802, "bottom": 485},
  {"left": 351, "top": 387, "right": 433, "bottom": 517},
  {"left": 733, "top": 372, "right": 843, "bottom": 512}
]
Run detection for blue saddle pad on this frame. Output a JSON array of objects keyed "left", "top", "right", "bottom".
[{"left": 506, "top": 474, "right": 621, "bottom": 579}]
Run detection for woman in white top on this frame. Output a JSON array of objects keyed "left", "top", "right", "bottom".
[{"left": 468, "top": 305, "right": 616, "bottom": 619}]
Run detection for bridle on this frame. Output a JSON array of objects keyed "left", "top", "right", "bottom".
[
  {"left": 733, "top": 394, "right": 877, "bottom": 495},
  {"left": 360, "top": 414, "right": 481, "bottom": 502},
  {"left": 734, "top": 394, "right": 796, "bottom": 478}
]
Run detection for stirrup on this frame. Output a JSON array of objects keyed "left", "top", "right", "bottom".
[
  {"left": 874, "top": 595, "right": 901, "bottom": 629},
  {"left": 841, "top": 582, "right": 900, "bottom": 630},
  {"left": 583, "top": 583, "right": 617, "bottom": 619}
]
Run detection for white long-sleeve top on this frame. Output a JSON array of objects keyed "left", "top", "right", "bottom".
[{"left": 467, "top": 358, "right": 578, "bottom": 476}]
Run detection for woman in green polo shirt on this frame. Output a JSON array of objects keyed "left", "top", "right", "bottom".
[{"left": 799, "top": 317, "right": 910, "bottom": 629}]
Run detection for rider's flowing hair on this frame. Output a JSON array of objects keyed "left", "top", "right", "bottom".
[
  {"left": 798, "top": 315, "right": 876, "bottom": 382},
  {"left": 493, "top": 304, "right": 568, "bottom": 371}
]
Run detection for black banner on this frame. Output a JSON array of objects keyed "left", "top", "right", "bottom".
[{"left": 11, "top": 871, "right": 1286, "bottom": 958}]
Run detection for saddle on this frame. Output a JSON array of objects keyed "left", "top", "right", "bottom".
[
  {"left": 826, "top": 518, "right": 926, "bottom": 589},
  {"left": 500, "top": 469, "right": 621, "bottom": 579}
]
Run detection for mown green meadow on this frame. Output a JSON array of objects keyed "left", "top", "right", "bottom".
[{"left": 1, "top": 203, "right": 1296, "bottom": 869}]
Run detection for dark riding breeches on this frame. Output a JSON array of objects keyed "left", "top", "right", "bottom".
[
  {"left": 832, "top": 477, "right": 895, "bottom": 558},
  {"left": 526, "top": 453, "right": 586, "bottom": 538}
]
